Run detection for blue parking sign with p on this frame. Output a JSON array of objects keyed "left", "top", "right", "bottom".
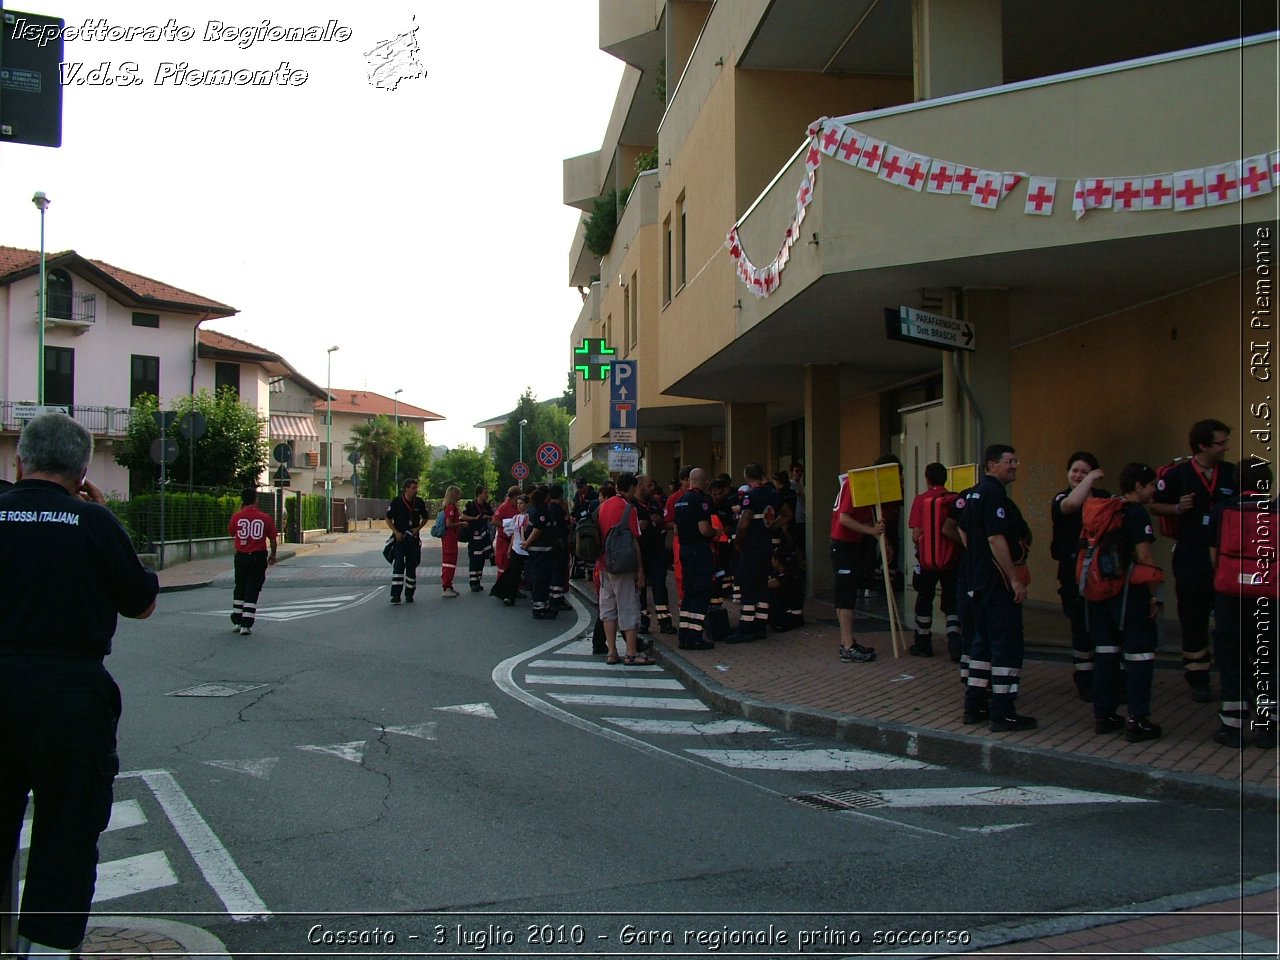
[{"left": 610, "top": 361, "right": 638, "bottom": 432}]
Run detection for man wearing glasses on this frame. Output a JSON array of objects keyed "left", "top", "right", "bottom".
[
  {"left": 1152, "top": 419, "right": 1238, "bottom": 702},
  {"left": 957, "top": 444, "right": 1035, "bottom": 732}
]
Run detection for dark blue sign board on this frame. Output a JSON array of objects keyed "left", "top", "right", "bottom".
[{"left": 0, "top": 9, "right": 65, "bottom": 148}]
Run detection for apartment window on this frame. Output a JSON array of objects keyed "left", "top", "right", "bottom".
[
  {"left": 215, "top": 361, "right": 240, "bottom": 397},
  {"left": 131, "top": 312, "right": 160, "bottom": 328},
  {"left": 44, "top": 346, "right": 74, "bottom": 406},
  {"left": 627, "top": 272, "right": 638, "bottom": 350},
  {"left": 662, "top": 216, "right": 672, "bottom": 305},
  {"left": 130, "top": 355, "right": 160, "bottom": 403},
  {"left": 320, "top": 442, "right": 329, "bottom": 467},
  {"left": 46, "top": 269, "right": 73, "bottom": 320},
  {"left": 678, "top": 194, "right": 687, "bottom": 290}
]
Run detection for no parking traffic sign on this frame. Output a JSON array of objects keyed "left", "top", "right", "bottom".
[
  {"left": 512, "top": 461, "right": 530, "bottom": 481},
  {"left": 536, "top": 441, "right": 563, "bottom": 471}
]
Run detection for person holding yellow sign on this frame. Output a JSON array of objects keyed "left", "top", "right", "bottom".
[{"left": 830, "top": 469, "right": 887, "bottom": 662}]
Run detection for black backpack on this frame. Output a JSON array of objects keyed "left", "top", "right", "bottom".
[
  {"left": 574, "top": 506, "right": 601, "bottom": 564},
  {"left": 603, "top": 503, "right": 638, "bottom": 575}
]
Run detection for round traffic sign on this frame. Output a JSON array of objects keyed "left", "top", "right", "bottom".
[
  {"left": 535, "top": 441, "right": 562, "bottom": 470},
  {"left": 511, "top": 461, "right": 530, "bottom": 481},
  {"left": 272, "top": 442, "right": 293, "bottom": 464},
  {"left": 149, "top": 437, "right": 179, "bottom": 465},
  {"left": 179, "top": 411, "right": 207, "bottom": 440},
  {"left": 347, "top": 451, "right": 361, "bottom": 465}
]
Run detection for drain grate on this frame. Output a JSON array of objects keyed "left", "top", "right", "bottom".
[{"left": 790, "top": 789, "right": 888, "bottom": 811}]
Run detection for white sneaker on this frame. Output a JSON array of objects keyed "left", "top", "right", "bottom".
[{"left": 239, "top": 626, "right": 253, "bottom": 636}]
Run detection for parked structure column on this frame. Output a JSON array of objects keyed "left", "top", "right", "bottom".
[
  {"left": 913, "top": 0, "right": 1003, "bottom": 100},
  {"left": 959, "top": 288, "right": 1012, "bottom": 452},
  {"left": 724, "top": 402, "right": 768, "bottom": 481},
  {"left": 679, "top": 427, "right": 713, "bottom": 473},
  {"left": 804, "top": 364, "right": 840, "bottom": 598}
]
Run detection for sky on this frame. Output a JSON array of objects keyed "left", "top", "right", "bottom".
[{"left": 0, "top": 0, "right": 624, "bottom": 448}]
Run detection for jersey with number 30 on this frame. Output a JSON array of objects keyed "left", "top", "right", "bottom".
[{"left": 229, "top": 505, "right": 277, "bottom": 553}]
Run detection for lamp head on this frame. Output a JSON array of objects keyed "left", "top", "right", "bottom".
[
  {"left": 32, "top": 192, "right": 50, "bottom": 212},
  {"left": 327, "top": 345, "right": 339, "bottom": 353},
  {"left": 519, "top": 419, "right": 528, "bottom": 427}
]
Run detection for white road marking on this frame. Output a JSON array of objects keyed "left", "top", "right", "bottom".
[
  {"left": 201, "top": 758, "right": 280, "bottom": 780},
  {"left": 874, "top": 786, "right": 1151, "bottom": 808},
  {"left": 93, "top": 851, "right": 179, "bottom": 903},
  {"left": 298, "top": 741, "right": 367, "bottom": 763},
  {"left": 547, "top": 693, "right": 711, "bottom": 710},
  {"left": 385, "top": 722, "right": 438, "bottom": 740},
  {"left": 959, "top": 823, "right": 1033, "bottom": 833},
  {"left": 527, "top": 659, "right": 662, "bottom": 671},
  {"left": 21, "top": 798, "right": 146, "bottom": 850},
  {"left": 524, "top": 674, "right": 685, "bottom": 690},
  {"left": 554, "top": 639, "right": 600, "bottom": 657},
  {"left": 686, "top": 748, "right": 938, "bottom": 771},
  {"left": 121, "top": 769, "right": 269, "bottom": 920},
  {"left": 603, "top": 718, "right": 775, "bottom": 735},
  {"left": 194, "top": 589, "right": 380, "bottom": 622},
  {"left": 434, "top": 702, "right": 497, "bottom": 718}
]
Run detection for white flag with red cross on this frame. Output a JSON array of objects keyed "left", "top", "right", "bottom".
[
  {"left": 926, "top": 159, "right": 956, "bottom": 194},
  {"left": 1271, "top": 150, "right": 1280, "bottom": 187},
  {"left": 901, "top": 153, "right": 930, "bottom": 192},
  {"left": 1111, "top": 177, "right": 1143, "bottom": 212},
  {"left": 1240, "top": 155, "right": 1273, "bottom": 198},
  {"left": 804, "top": 140, "right": 822, "bottom": 173},
  {"left": 970, "top": 171, "right": 1002, "bottom": 209},
  {"left": 1071, "top": 180, "right": 1087, "bottom": 219},
  {"left": 1001, "top": 173, "right": 1023, "bottom": 199},
  {"left": 1203, "top": 162, "right": 1239, "bottom": 206},
  {"left": 796, "top": 173, "right": 815, "bottom": 208},
  {"left": 837, "top": 128, "right": 866, "bottom": 166},
  {"left": 952, "top": 165, "right": 980, "bottom": 196},
  {"left": 1080, "top": 178, "right": 1114, "bottom": 211},
  {"left": 1023, "top": 177, "right": 1056, "bottom": 215},
  {"left": 1171, "top": 169, "right": 1207, "bottom": 211},
  {"left": 856, "top": 137, "right": 885, "bottom": 173},
  {"left": 819, "top": 121, "right": 846, "bottom": 157},
  {"left": 877, "top": 145, "right": 910, "bottom": 186},
  {"left": 1141, "top": 174, "right": 1174, "bottom": 210}
]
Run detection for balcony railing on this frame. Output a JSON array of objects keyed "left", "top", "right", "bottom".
[
  {"left": 0, "top": 400, "right": 134, "bottom": 436},
  {"left": 35, "top": 291, "right": 97, "bottom": 328}
]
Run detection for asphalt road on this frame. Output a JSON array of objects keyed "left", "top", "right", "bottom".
[{"left": 71, "top": 535, "right": 1275, "bottom": 956}]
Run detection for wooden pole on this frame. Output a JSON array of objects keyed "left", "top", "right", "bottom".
[{"left": 873, "top": 504, "right": 906, "bottom": 658}]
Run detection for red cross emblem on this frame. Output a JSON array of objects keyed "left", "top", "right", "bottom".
[
  {"left": 839, "top": 133, "right": 862, "bottom": 163},
  {"left": 821, "top": 126, "right": 842, "bottom": 153},
  {"left": 973, "top": 177, "right": 1000, "bottom": 206},
  {"left": 902, "top": 159, "right": 927, "bottom": 189},
  {"left": 1206, "top": 171, "right": 1237, "bottom": 203},
  {"left": 1143, "top": 177, "right": 1173, "bottom": 207},
  {"left": 953, "top": 167, "right": 978, "bottom": 193},
  {"left": 805, "top": 145, "right": 821, "bottom": 170},
  {"left": 1174, "top": 176, "right": 1204, "bottom": 208},
  {"left": 1240, "top": 162, "right": 1270, "bottom": 195},
  {"left": 1083, "top": 179, "right": 1113, "bottom": 206},
  {"left": 879, "top": 152, "right": 905, "bottom": 182},
  {"left": 1026, "top": 184, "right": 1054, "bottom": 211},
  {"left": 859, "top": 141, "right": 883, "bottom": 170},
  {"left": 929, "top": 163, "right": 954, "bottom": 192},
  {"left": 1113, "top": 181, "right": 1142, "bottom": 209}
]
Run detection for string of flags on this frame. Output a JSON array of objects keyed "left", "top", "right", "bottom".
[{"left": 726, "top": 115, "right": 1280, "bottom": 298}]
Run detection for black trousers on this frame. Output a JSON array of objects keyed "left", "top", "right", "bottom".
[
  {"left": 233, "top": 550, "right": 269, "bottom": 626},
  {"left": 390, "top": 536, "right": 422, "bottom": 600},
  {"left": 468, "top": 530, "right": 493, "bottom": 587},
  {"left": 1172, "top": 545, "right": 1215, "bottom": 690},
  {"left": 0, "top": 656, "right": 121, "bottom": 949},
  {"left": 736, "top": 547, "right": 770, "bottom": 634},
  {"left": 490, "top": 553, "right": 525, "bottom": 602},
  {"left": 678, "top": 544, "right": 713, "bottom": 643}
]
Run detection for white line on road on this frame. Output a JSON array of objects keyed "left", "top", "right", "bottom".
[
  {"left": 93, "top": 851, "right": 179, "bottom": 903},
  {"left": 195, "top": 589, "right": 381, "bottom": 622},
  {"left": 547, "top": 693, "right": 711, "bottom": 710},
  {"left": 434, "top": 702, "right": 498, "bottom": 718},
  {"left": 202, "top": 758, "right": 281, "bottom": 780},
  {"left": 298, "top": 741, "right": 367, "bottom": 763},
  {"left": 525, "top": 674, "right": 685, "bottom": 690},
  {"left": 121, "top": 769, "right": 269, "bottom": 920},
  {"left": 527, "top": 659, "right": 663, "bottom": 671},
  {"left": 21, "top": 798, "right": 147, "bottom": 850},
  {"left": 603, "top": 718, "right": 776, "bottom": 735},
  {"left": 687, "top": 748, "right": 939, "bottom": 771},
  {"left": 384, "top": 722, "right": 438, "bottom": 740},
  {"left": 875, "top": 786, "right": 1151, "bottom": 807}
]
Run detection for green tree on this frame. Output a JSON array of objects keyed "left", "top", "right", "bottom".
[
  {"left": 114, "top": 388, "right": 268, "bottom": 493},
  {"left": 572, "top": 460, "right": 610, "bottom": 486},
  {"left": 560, "top": 369, "right": 577, "bottom": 416},
  {"left": 395, "top": 423, "right": 431, "bottom": 491},
  {"left": 426, "top": 446, "right": 497, "bottom": 499},
  {"left": 490, "top": 389, "right": 571, "bottom": 486},
  {"left": 347, "top": 415, "right": 399, "bottom": 499}
]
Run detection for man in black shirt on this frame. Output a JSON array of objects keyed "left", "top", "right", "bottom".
[
  {"left": 674, "top": 468, "right": 716, "bottom": 650},
  {"left": 0, "top": 413, "right": 158, "bottom": 956},
  {"left": 725, "top": 463, "right": 782, "bottom": 644},
  {"left": 958, "top": 444, "right": 1035, "bottom": 732},
  {"left": 1152, "top": 419, "right": 1238, "bottom": 702},
  {"left": 385, "top": 478, "right": 428, "bottom": 603},
  {"left": 462, "top": 485, "right": 495, "bottom": 592}
]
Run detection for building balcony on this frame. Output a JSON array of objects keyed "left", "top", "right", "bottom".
[
  {"left": 35, "top": 291, "right": 96, "bottom": 332},
  {"left": 0, "top": 400, "right": 133, "bottom": 436}
]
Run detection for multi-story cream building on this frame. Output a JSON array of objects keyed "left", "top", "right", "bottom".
[{"left": 565, "top": 1, "right": 1278, "bottom": 600}]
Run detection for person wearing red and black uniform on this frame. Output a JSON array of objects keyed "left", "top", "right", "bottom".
[
  {"left": 830, "top": 469, "right": 883, "bottom": 663},
  {"left": 1050, "top": 451, "right": 1110, "bottom": 701},
  {"left": 674, "top": 468, "right": 716, "bottom": 649},
  {"left": 1089, "top": 464, "right": 1164, "bottom": 743},
  {"left": 706, "top": 477, "right": 737, "bottom": 642},
  {"left": 957, "top": 444, "right": 1035, "bottom": 732},
  {"left": 228, "top": 488, "right": 278, "bottom": 634},
  {"left": 1152, "top": 419, "right": 1239, "bottom": 702},
  {"left": 1209, "top": 459, "right": 1278, "bottom": 748},
  {"left": 725, "top": 463, "right": 782, "bottom": 644},
  {"left": 461, "top": 485, "right": 495, "bottom": 593},
  {"left": 523, "top": 485, "right": 563, "bottom": 619},
  {"left": 491, "top": 486, "right": 522, "bottom": 581},
  {"left": 0, "top": 413, "right": 158, "bottom": 958},
  {"left": 664, "top": 466, "right": 692, "bottom": 598},
  {"left": 439, "top": 485, "right": 464, "bottom": 598},
  {"left": 906, "top": 462, "right": 960, "bottom": 658},
  {"left": 637, "top": 475, "right": 674, "bottom": 634},
  {"left": 386, "top": 478, "right": 429, "bottom": 604},
  {"left": 547, "top": 484, "right": 571, "bottom": 610}
]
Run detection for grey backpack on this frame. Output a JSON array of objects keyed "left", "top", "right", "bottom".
[{"left": 603, "top": 502, "right": 638, "bottom": 574}]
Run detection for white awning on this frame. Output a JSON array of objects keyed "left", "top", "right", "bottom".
[{"left": 269, "top": 414, "right": 319, "bottom": 441}]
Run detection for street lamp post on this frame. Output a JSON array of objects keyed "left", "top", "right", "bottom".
[
  {"left": 326, "top": 346, "right": 339, "bottom": 532},
  {"left": 518, "top": 418, "right": 528, "bottom": 466},
  {"left": 393, "top": 387, "right": 403, "bottom": 489},
  {"left": 32, "top": 192, "right": 50, "bottom": 404}
]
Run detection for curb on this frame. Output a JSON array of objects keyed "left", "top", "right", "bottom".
[
  {"left": 568, "top": 581, "right": 1274, "bottom": 812},
  {"left": 85, "top": 915, "right": 230, "bottom": 958},
  {"left": 156, "top": 545, "right": 306, "bottom": 593}
]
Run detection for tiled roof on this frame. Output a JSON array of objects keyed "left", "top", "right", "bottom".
[
  {"left": 0, "top": 245, "right": 236, "bottom": 315},
  {"left": 198, "top": 329, "right": 277, "bottom": 358},
  {"left": 321, "top": 389, "right": 444, "bottom": 422}
]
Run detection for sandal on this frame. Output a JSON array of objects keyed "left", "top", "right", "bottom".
[
  {"left": 624, "top": 653, "right": 657, "bottom": 666},
  {"left": 605, "top": 654, "right": 622, "bottom": 665}
]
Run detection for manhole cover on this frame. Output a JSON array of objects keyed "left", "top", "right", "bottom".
[
  {"left": 167, "top": 682, "right": 268, "bottom": 698},
  {"left": 790, "top": 790, "right": 888, "bottom": 811},
  {"left": 974, "top": 786, "right": 1045, "bottom": 806}
]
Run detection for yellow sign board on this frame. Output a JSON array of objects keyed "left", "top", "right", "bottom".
[
  {"left": 846, "top": 463, "right": 903, "bottom": 508},
  {"left": 947, "top": 463, "right": 978, "bottom": 492}
]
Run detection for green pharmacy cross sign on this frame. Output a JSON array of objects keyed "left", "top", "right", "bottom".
[{"left": 574, "top": 337, "right": 616, "bottom": 381}]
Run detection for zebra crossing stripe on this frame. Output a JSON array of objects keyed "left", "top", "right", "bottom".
[
  {"left": 527, "top": 659, "right": 662, "bottom": 671},
  {"left": 94, "top": 851, "right": 179, "bottom": 902},
  {"left": 21, "top": 798, "right": 147, "bottom": 850},
  {"left": 525, "top": 674, "right": 684, "bottom": 690},
  {"left": 685, "top": 748, "right": 939, "bottom": 771},
  {"left": 547, "top": 693, "right": 710, "bottom": 710},
  {"left": 603, "top": 718, "right": 775, "bottom": 735}
]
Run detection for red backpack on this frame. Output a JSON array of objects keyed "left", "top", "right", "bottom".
[
  {"left": 1214, "top": 499, "right": 1278, "bottom": 598},
  {"left": 1076, "top": 498, "right": 1164, "bottom": 603},
  {"left": 1154, "top": 457, "right": 1191, "bottom": 538},
  {"left": 917, "top": 491, "right": 960, "bottom": 572}
]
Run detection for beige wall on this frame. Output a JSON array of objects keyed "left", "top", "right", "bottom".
[
  {"left": 840, "top": 393, "right": 882, "bottom": 472},
  {"left": 1012, "top": 274, "right": 1240, "bottom": 604}
]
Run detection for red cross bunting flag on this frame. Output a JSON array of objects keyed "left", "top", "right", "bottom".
[
  {"left": 804, "top": 141, "right": 822, "bottom": 173},
  {"left": 1001, "top": 173, "right": 1024, "bottom": 198},
  {"left": 856, "top": 136, "right": 885, "bottom": 173},
  {"left": 1142, "top": 174, "right": 1175, "bottom": 210},
  {"left": 1081, "top": 178, "right": 1115, "bottom": 211},
  {"left": 1203, "top": 162, "right": 1239, "bottom": 206},
  {"left": 970, "top": 170, "right": 1002, "bottom": 209},
  {"left": 1172, "top": 169, "right": 1207, "bottom": 211},
  {"left": 838, "top": 128, "right": 865, "bottom": 165},
  {"left": 1023, "top": 177, "right": 1056, "bottom": 215},
  {"left": 819, "top": 121, "right": 846, "bottom": 157},
  {"left": 926, "top": 159, "right": 956, "bottom": 194},
  {"left": 902, "top": 153, "right": 930, "bottom": 192},
  {"left": 877, "top": 145, "right": 909, "bottom": 187},
  {"left": 1240, "top": 155, "right": 1272, "bottom": 197},
  {"left": 952, "top": 164, "right": 980, "bottom": 196},
  {"left": 1112, "top": 177, "right": 1143, "bottom": 212},
  {"left": 1271, "top": 150, "right": 1280, "bottom": 187}
]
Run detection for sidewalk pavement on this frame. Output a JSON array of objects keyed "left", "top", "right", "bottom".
[{"left": 64, "top": 538, "right": 1273, "bottom": 958}]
